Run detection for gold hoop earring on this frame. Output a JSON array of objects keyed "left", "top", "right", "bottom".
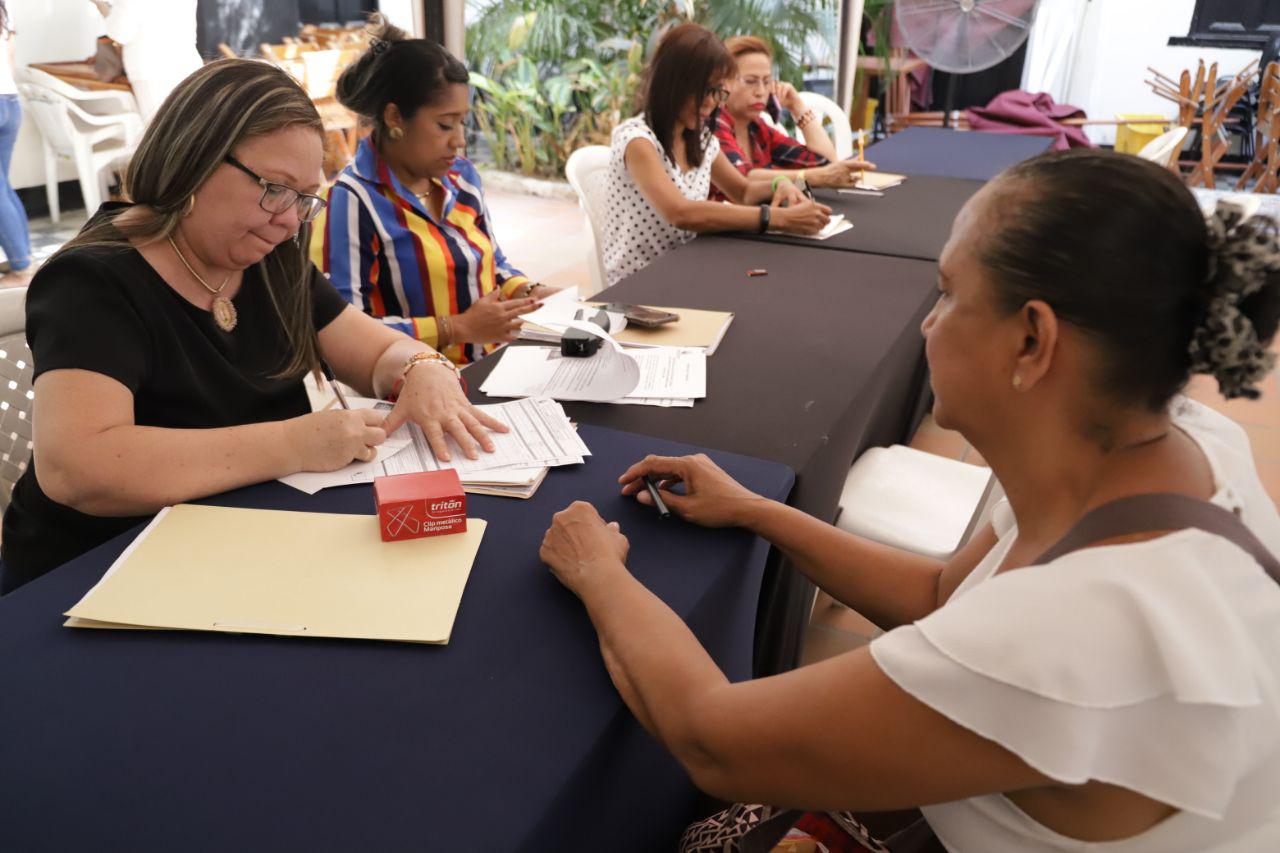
[
  {"left": 183, "top": 194, "right": 196, "bottom": 217},
  {"left": 388, "top": 126, "right": 404, "bottom": 141}
]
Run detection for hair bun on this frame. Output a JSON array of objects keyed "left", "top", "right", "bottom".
[{"left": 1189, "top": 201, "right": 1280, "bottom": 399}]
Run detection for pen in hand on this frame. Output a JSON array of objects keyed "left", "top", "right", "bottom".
[
  {"left": 319, "top": 359, "right": 350, "bottom": 411},
  {"left": 643, "top": 475, "right": 671, "bottom": 520}
]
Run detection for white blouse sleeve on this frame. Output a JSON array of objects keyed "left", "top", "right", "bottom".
[
  {"left": 869, "top": 531, "right": 1280, "bottom": 820},
  {"left": 611, "top": 118, "right": 662, "bottom": 168}
]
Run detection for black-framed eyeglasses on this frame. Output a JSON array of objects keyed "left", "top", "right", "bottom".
[
  {"left": 224, "top": 155, "right": 327, "bottom": 223},
  {"left": 705, "top": 86, "right": 731, "bottom": 105}
]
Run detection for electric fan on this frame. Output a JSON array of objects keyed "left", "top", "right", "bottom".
[{"left": 895, "top": 0, "right": 1039, "bottom": 125}]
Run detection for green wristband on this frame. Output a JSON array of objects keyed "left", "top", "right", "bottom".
[{"left": 770, "top": 175, "right": 792, "bottom": 193}]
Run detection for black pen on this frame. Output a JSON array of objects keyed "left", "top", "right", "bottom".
[
  {"left": 319, "top": 358, "right": 350, "bottom": 410},
  {"left": 643, "top": 475, "right": 671, "bottom": 520}
]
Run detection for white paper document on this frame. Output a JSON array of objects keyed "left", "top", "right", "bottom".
[
  {"left": 519, "top": 290, "right": 627, "bottom": 344},
  {"left": 279, "top": 396, "right": 588, "bottom": 494},
  {"left": 480, "top": 339, "right": 706, "bottom": 406},
  {"left": 773, "top": 213, "right": 851, "bottom": 241}
]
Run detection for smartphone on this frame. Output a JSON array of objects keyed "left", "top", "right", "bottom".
[
  {"left": 766, "top": 93, "right": 783, "bottom": 125},
  {"left": 607, "top": 303, "right": 680, "bottom": 327}
]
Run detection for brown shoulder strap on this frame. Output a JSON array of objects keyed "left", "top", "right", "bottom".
[{"left": 1033, "top": 493, "right": 1280, "bottom": 585}]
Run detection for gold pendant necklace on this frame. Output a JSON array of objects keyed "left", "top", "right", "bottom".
[{"left": 166, "top": 235, "right": 237, "bottom": 332}]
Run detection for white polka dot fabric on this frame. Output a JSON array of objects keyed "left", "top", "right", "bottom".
[{"left": 602, "top": 116, "right": 720, "bottom": 287}]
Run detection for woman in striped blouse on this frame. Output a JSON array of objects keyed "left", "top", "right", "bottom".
[{"left": 312, "top": 20, "right": 552, "bottom": 365}]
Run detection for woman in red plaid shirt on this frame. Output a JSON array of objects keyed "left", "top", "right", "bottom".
[{"left": 715, "top": 36, "right": 872, "bottom": 194}]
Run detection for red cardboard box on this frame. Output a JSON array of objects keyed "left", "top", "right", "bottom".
[{"left": 373, "top": 470, "right": 467, "bottom": 542}]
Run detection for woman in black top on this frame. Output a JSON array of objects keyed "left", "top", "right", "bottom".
[{"left": 0, "top": 59, "right": 508, "bottom": 593}]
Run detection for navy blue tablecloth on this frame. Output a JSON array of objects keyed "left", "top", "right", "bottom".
[
  {"left": 725, "top": 175, "right": 983, "bottom": 261},
  {"left": 0, "top": 423, "right": 793, "bottom": 852},
  {"left": 867, "top": 126, "right": 1054, "bottom": 181},
  {"left": 463, "top": 241, "right": 940, "bottom": 675}
]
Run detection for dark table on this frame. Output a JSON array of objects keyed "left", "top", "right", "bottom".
[
  {"left": 466, "top": 238, "right": 940, "bottom": 674},
  {"left": 725, "top": 175, "right": 983, "bottom": 261},
  {"left": 0, "top": 424, "right": 793, "bottom": 853},
  {"left": 867, "top": 126, "right": 1054, "bottom": 181}
]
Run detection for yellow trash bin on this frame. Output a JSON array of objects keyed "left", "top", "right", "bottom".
[{"left": 1115, "top": 114, "right": 1171, "bottom": 155}]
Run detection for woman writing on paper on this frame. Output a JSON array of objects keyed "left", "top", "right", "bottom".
[
  {"left": 312, "top": 19, "right": 553, "bottom": 366},
  {"left": 543, "top": 151, "right": 1280, "bottom": 849},
  {"left": 713, "top": 35, "right": 871, "bottom": 195},
  {"left": 0, "top": 60, "right": 506, "bottom": 594},
  {"left": 601, "top": 24, "right": 832, "bottom": 287}
]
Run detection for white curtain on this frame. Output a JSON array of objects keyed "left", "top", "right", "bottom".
[{"left": 1021, "top": 0, "right": 1090, "bottom": 101}]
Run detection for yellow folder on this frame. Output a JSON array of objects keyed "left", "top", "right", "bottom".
[{"left": 64, "top": 504, "right": 486, "bottom": 644}]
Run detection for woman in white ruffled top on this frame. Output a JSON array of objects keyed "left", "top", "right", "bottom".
[{"left": 539, "top": 149, "right": 1280, "bottom": 850}]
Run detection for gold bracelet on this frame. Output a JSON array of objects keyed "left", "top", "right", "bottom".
[
  {"left": 404, "top": 350, "right": 459, "bottom": 378},
  {"left": 438, "top": 314, "right": 452, "bottom": 348}
]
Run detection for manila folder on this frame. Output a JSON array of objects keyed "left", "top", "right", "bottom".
[{"left": 65, "top": 504, "right": 487, "bottom": 644}]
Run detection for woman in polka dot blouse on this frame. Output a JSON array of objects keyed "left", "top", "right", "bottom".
[{"left": 601, "top": 24, "right": 833, "bottom": 286}]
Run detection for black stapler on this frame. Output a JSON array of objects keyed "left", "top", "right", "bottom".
[{"left": 560, "top": 308, "right": 612, "bottom": 357}]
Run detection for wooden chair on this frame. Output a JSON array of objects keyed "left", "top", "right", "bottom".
[
  {"left": 1237, "top": 62, "right": 1280, "bottom": 193},
  {"left": 1148, "top": 59, "right": 1258, "bottom": 186},
  {"left": 1187, "top": 63, "right": 1257, "bottom": 188}
]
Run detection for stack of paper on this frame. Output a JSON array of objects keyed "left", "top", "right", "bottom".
[
  {"left": 280, "top": 396, "right": 589, "bottom": 499},
  {"left": 480, "top": 333, "right": 706, "bottom": 408},
  {"left": 519, "top": 287, "right": 627, "bottom": 345},
  {"left": 64, "top": 504, "right": 486, "bottom": 645}
]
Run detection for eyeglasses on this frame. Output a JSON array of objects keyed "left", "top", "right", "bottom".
[
  {"left": 224, "top": 155, "right": 327, "bottom": 223},
  {"left": 705, "top": 86, "right": 731, "bottom": 105}
]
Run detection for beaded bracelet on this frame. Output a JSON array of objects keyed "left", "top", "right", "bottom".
[{"left": 795, "top": 109, "right": 816, "bottom": 130}]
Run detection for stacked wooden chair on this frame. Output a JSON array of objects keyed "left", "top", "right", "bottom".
[
  {"left": 1147, "top": 59, "right": 1258, "bottom": 188},
  {"left": 1237, "top": 62, "right": 1280, "bottom": 193}
]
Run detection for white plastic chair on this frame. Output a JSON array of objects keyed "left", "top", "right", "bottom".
[
  {"left": 564, "top": 145, "right": 612, "bottom": 298},
  {"left": 836, "top": 445, "right": 995, "bottom": 561},
  {"left": 796, "top": 91, "right": 855, "bottom": 160},
  {"left": 0, "top": 286, "right": 32, "bottom": 512},
  {"left": 16, "top": 68, "right": 143, "bottom": 223},
  {"left": 1137, "top": 126, "right": 1189, "bottom": 169}
]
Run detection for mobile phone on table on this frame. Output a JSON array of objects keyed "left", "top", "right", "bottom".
[{"left": 607, "top": 303, "right": 680, "bottom": 327}]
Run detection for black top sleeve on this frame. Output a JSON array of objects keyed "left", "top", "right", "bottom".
[
  {"left": 26, "top": 249, "right": 150, "bottom": 392},
  {"left": 310, "top": 263, "right": 350, "bottom": 332}
]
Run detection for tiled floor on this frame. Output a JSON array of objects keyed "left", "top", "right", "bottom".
[{"left": 16, "top": 197, "right": 1280, "bottom": 667}]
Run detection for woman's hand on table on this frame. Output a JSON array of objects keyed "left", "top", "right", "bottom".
[
  {"left": 618, "top": 454, "right": 770, "bottom": 529},
  {"left": 541, "top": 501, "right": 631, "bottom": 598},
  {"left": 284, "top": 409, "right": 388, "bottom": 472},
  {"left": 812, "top": 157, "right": 878, "bottom": 189},
  {"left": 452, "top": 288, "right": 541, "bottom": 344},
  {"left": 381, "top": 360, "right": 508, "bottom": 462},
  {"left": 772, "top": 197, "right": 831, "bottom": 235}
]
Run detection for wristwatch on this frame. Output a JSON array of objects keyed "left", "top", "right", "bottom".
[{"left": 757, "top": 204, "right": 771, "bottom": 234}]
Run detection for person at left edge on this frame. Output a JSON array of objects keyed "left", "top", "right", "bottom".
[
  {"left": 0, "top": 59, "right": 507, "bottom": 595},
  {"left": 312, "top": 16, "right": 554, "bottom": 366}
]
